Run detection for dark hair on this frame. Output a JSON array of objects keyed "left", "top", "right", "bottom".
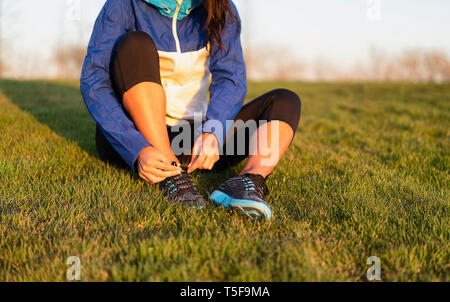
[{"left": 201, "top": 0, "right": 240, "bottom": 51}]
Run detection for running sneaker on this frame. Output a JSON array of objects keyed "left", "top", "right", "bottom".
[
  {"left": 210, "top": 174, "right": 272, "bottom": 221},
  {"left": 159, "top": 164, "right": 206, "bottom": 209}
]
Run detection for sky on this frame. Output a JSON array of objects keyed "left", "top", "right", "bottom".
[{"left": 3, "top": 0, "right": 450, "bottom": 77}]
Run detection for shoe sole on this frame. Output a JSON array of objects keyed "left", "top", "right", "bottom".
[{"left": 210, "top": 190, "right": 272, "bottom": 221}]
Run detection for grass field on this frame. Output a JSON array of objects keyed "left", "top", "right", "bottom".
[{"left": 0, "top": 79, "right": 448, "bottom": 281}]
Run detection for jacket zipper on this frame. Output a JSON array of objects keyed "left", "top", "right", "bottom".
[{"left": 172, "top": 0, "right": 183, "bottom": 53}]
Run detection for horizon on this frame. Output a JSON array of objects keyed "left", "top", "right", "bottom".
[{"left": 1, "top": 0, "right": 450, "bottom": 80}]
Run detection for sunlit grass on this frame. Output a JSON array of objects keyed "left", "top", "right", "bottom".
[{"left": 0, "top": 79, "right": 448, "bottom": 281}]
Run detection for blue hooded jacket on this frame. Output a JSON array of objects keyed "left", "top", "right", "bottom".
[{"left": 80, "top": 0, "right": 247, "bottom": 169}]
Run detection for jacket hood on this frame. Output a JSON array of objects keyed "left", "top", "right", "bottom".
[{"left": 143, "top": 0, "right": 202, "bottom": 20}]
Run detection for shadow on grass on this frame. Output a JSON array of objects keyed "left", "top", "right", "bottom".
[
  {"left": 0, "top": 79, "right": 98, "bottom": 158},
  {"left": 0, "top": 79, "right": 235, "bottom": 190}
]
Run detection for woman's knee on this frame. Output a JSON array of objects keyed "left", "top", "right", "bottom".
[
  {"left": 115, "top": 31, "right": 158, "bottom": 58},
  {"left": 111, "top": 31, "right": 161, "bottom": 98},
  {"left": 271, "top": 89, "right": 302, "bottom": 114},
  {"left": 267, "top": 89, "right": 302, "bottom": 131}
]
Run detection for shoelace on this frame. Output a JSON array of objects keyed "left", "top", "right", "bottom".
[
  {"left": 160, "top": 165, "right": 198, "bottom": 196},
  {"left": 226, "top": 174, "right": 268, "bottom": 199},
  {"left": 245, "top": 174, "right": 269, "bottom": 198}
]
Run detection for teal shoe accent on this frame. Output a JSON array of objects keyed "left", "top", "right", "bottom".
[{"left": 210, "top": 190, "right": 272, "bottom": 221}]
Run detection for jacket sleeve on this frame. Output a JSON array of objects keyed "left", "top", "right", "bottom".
[
  {"left": 80, "top": 0, "right": 150, "bottom": 169},
  {"left": 202, "top": 1, "right": 247, "bottom": 147}
]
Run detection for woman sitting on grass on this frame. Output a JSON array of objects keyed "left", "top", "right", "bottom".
[{"left": 80, "top": 0, "right": 301, "bottom": 221}]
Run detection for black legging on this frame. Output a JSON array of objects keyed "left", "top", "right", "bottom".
[{"left": 96, "top": 31, "right": 302, "bottom": 170}]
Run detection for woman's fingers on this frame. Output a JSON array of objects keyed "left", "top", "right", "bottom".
[
  {"left": 187, "top": 155, "right": 196, "bottom": 169},
  {"left": 187, "top": 156, "right": 200, "bottom": 173},
  {"left": 204, "top": 155, "right": 216, "bottom": 170},
  {"left": 136, "top": 146, "right": 182, "bottom": 184},
  {"left": 196, "top": 154, "right": 220, "bottom": 171},
  {"left": 153, "top": 149, "right": 173, "bottom": 164},
  {"left": 187, "top": 133, "right": 220, "bottom": 172},
  {"left": 153, "top": 160, "right": 181, "bottom": 172},
  {"left": 139, "top": 171, "right": 164, "bottom": 184},
  {"left": 209, "top": 155, "right": 220, "bottom": 170},
  {"left": 188, "top": 151, "right": 221, "bottom": 172},
  {"left": 146, "top": 167, "right": 181, "bottom": 179},
  {"left": 147, "top": 148, "right": 181, "bottom": 171},
  {"left": 188, "top": 153, "right": 206, "bottom": 173},
  {"left": 211, "top": 155, "right": 220, "bottom": 169},
  {"left": 188, "top": 135, "right": 203, "bottom": 168},
  {"left": 149, "top": 175, "right": 165, "bottom": 184},
  {"left": 140, "top": 166, "right": 179, "bottom": 183}
]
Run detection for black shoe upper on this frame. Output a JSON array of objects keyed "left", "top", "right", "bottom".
[
  {"left": 217, "top": 173, "right": 269, "bottom": 203},
  {"left": 159, "top": 167, "right": 205, "bottom": 208}
]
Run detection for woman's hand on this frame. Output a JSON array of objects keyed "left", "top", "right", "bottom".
[
  {"left": 137, "top": 146, "right": 182, "bottom": 184},
  {"left": 188, "top": 133, "right": 220, "bottom": 173}
]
